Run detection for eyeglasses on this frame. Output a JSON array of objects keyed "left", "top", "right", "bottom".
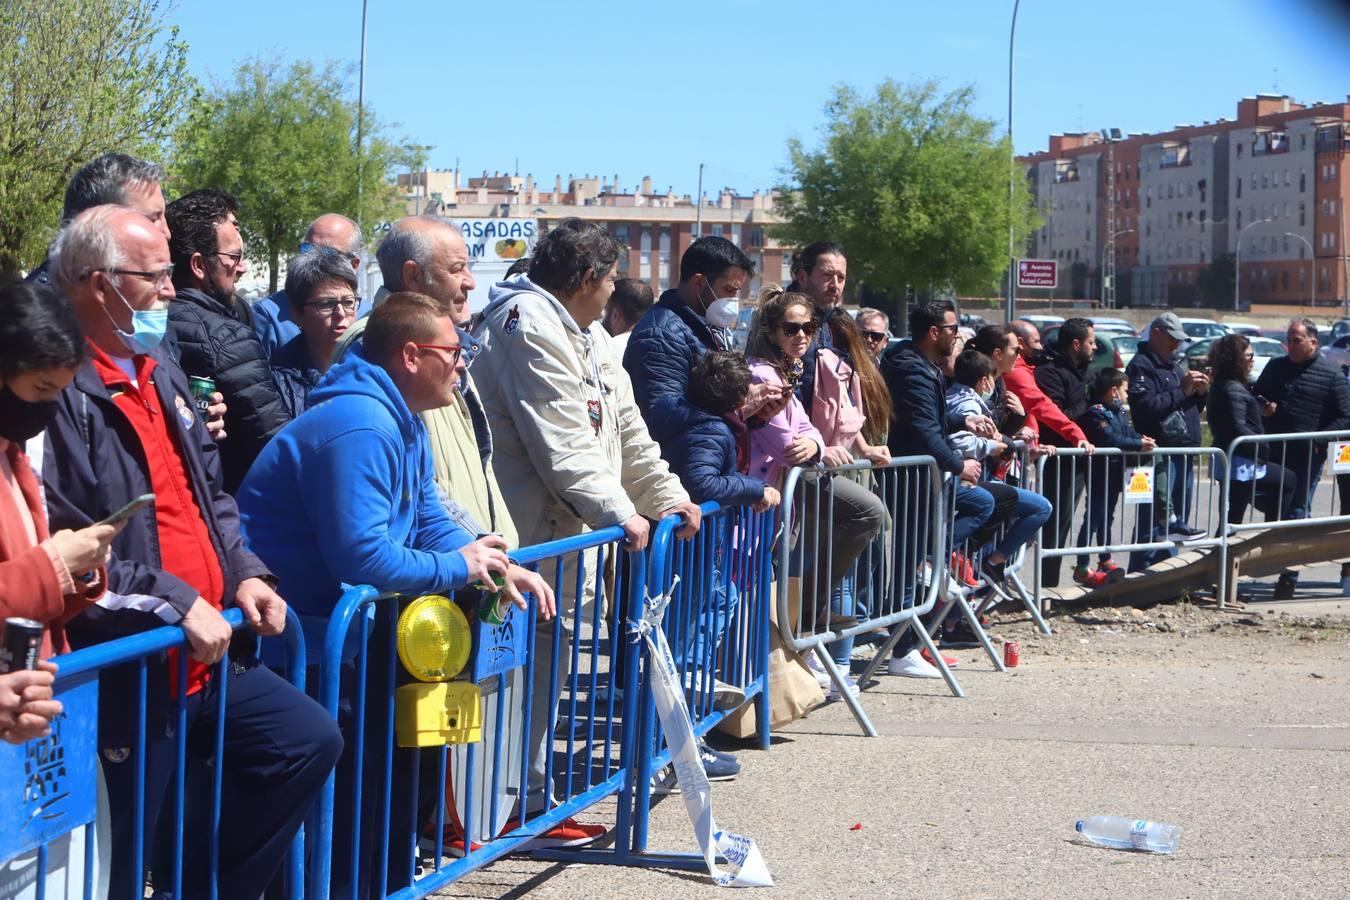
[
  {"left": 778, "top": 321, "right": 819, "bottom": 338},
  {"left": 215, "top": 250, "right": 244, "bottom": 266},
  {"left": 305, "top": 296, "right": 358, "bottom": 316},
  {"left": 413, "top": 343, "right": 463, "bottom": 367},
  {"left": 862, "top": 330, "right": 889, "bottom": 343},
  {"left": 90, "top": 265, "right": 175, "bottom": 288},
  {"left": 937, "top": 323, "right": 961, "bottom": 334}
]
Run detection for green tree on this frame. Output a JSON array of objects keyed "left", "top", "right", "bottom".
[
  {"left": 774, "top": 79, "right": 1038, "bottom": 301},
  {"left": 0, "top": 0, "right": 193, "bottom": 276},
  {"left": 172, "top": 59, "right": 406, "bottom": 291}
]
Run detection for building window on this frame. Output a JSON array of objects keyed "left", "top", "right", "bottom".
[
  {"left": 710, "top": 224, "right": 724, "bottom": 238},
  {"left": 1236, "top": 177, "right": 1242, "bottom": 199},
  {"left": 1262, "top": 172, "right": 1269, "bottom": 189},
  {"left": 1300, "top": 170, "right": 1306, "bottom": 192},
  {"left": 1236, "top": 143, "right": 1244, "bottom": 158},
  {"left": 1236, "top": 209, "right": 1242, "bottom": 228},
  {"left": 1284, "top": 169, "right": 1291, "bottom": 186},
  {"left": 749, "top": 227, "right": 765, "bottom": 247},
  {"left": 1300, "top": 202, "right": 1306, "bottom": 226}
]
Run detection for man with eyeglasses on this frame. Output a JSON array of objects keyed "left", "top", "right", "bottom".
[
  {"left": 251, "top": 214, "right": 367, "bottom": 358},
  {"left": 856, "top": 307, "right": 891, "bottom": 359},
  {"left": 40, "top": 204, "right": 343, "bottom": 899},
  {"left": 268, "top": 247, "right": 359, "bottom": 418},
  {"left": 165, "top": 188, "right": 290, "bottom": 492}
]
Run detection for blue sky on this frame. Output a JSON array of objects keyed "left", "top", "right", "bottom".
[{"left": 170, "top": 0, "right": 1350, "bottom": 198}]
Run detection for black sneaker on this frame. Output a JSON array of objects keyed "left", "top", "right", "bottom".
[
  {"left": 1166, "top": 521, "right": 1206, "bottom": 542},
  {"left": 980, "top": 558, "right": 1007, "bottom": 585},
  {"left": 1273, "top": 574, "right": 1298, "bottom": 600},
  {"left": 939, "top": 620, "right": 982, "bottom": 649}
]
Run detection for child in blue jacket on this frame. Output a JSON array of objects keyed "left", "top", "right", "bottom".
[{"left": 1074, "top": 368, "right": 1157, "bottom": 586}]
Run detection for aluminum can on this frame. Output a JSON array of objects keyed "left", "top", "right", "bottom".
[
  {"left": 1003, "top": 640, "right": 1021, "bottom": 668},
  {"left": 1, "top": 617, "right": 44, "bottom": 673},
  {"left": 476, "top": 573, "right": 510, "bottom": 626},
  {"left": 188, "top": 376, "right": 216, "bottom": 419}
]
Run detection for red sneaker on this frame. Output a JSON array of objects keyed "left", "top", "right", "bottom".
[
  {"left": 920, "top": 647, "right": 960, "bottom": 668},
  {"left": 504, "top": 815, "right": 607, "bottom": 849},
  {"left": 1073, "top": 566, "right": 1109, "bottom": 588},
  {"left": 1097, "top": 560, "right": 1125, "bottom": 583},
  {"left": 420, "top": 823, "right": 483, "bottom": 858},
  {"left": 951, "top": 552, "right": 980, "bottom": 588}
]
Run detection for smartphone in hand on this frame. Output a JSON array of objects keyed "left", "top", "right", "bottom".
[{"left": 99, "top": 493, "right": 155, "bottom": 526}]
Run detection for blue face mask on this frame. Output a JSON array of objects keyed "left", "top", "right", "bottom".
[{"left": 102, "top": 279, "right": 169, "bottom": 355}]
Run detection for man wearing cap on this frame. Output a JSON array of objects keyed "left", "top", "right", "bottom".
[{"left": 1126, "top": 312, "right": 1209, "bottom": 570}]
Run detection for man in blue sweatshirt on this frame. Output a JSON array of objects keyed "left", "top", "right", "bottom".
[{"left": 236, "top": 291, "right": 553, "bottom": 897}]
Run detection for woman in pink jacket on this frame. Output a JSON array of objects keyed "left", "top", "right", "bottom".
[{"left": 745, "top": 288, "right": 882, "bottom": 643}]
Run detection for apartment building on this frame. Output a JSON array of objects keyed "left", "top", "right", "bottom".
[
  {"left": 389, "top": 170, "right": 789, "bottom": 312},
  {"left": 1021, "top": 94, "right": 1350, "bottom": 309}
]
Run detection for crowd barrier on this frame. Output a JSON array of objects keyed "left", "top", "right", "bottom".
[
  {"left": 777, "top": 457, "right": 951, "bottom": 735},
  {"left": 311, "top": 525, "right": 647, "bottom": 899},
  {"left": 10, "top": 432, "right": 1349, "bottom": 897},
  {"left": 1217, "top": 429, "right": 1350, "bottom": 605},
  {"left": 1033, "top": 446, "right": 1226, "bottom": 604},
  {"left": 0, "top": 606, "right": 309, "bottom": 900}
]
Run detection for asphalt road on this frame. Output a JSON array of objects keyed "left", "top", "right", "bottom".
[{"left": 442, "top": 585, "right": 1350, "bottom": 899}]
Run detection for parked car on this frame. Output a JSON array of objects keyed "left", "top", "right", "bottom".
[
  {"left": 1325, "top": 334, "right": 1350, "bottom": 372},
  {"left": 1113, "top": 334, "right": 1142, "bottom": 369},
  {"left": 1178, "top": 317, "right": 1231, "bottom": 341},
  {"left": 1041, "top": 326, "right": 1124, "bottom": 376},
  {"left": 1089, "top": 316, "right": 1137, "bottom": 337},
  {"left": 1330, "top": 319, "right": 1350, "bottom": 341},
  {"left": 959, "top": 312, "right": 989, "bottom": 330},
  {"left": 1224, "top": 321, "right": 1264, "bottom": 338},
  {"left": 1184, "top": 335, "right": 1285, "bottom": 380},
  {"left": 1259, "top": 328, "right": 1289, "bottom": 348},
  {"left": 1017, "top": 314, "right": 1064, "bottom": 334}
]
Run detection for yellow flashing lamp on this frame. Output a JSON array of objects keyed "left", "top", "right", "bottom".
[
  {"left": 395, "top": 681, "right": 483, "bottom": 747},
  {"left": 396, "top": 594, "right": 471, "bottom": 683}
]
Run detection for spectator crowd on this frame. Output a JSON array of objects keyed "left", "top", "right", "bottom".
[{"left": 2, "top": 151, "right": 1350, "bottom": 898}]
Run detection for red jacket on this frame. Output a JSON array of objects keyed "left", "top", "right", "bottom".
[
  {"left": 1004, "top": 356, "right": 1087, "bottom": 446},
  {"left": 0, "top": 440, "right": 104, "bottom": 658}
]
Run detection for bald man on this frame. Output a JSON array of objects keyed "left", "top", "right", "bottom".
[{"left": 251, "top": 213, "right": 368, "bottom": 357}]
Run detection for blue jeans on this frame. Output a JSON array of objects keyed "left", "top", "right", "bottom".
[
  {"left": 827, "top": 571, "right": 857, "bottom": 667},
  {"left": 953, "top": 483, "right": 995, "bottom": 547},
  {"left": 996, "top": 486, "right": 1053, "bottom": 560}
]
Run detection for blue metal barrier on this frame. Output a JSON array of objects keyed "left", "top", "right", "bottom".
[
  {"left": 1, "top": 607, "right": 309, "bottom": 900},
  {"left": 311, "top": 526, "right": 649, "bottom": 899},
  {"left": 629, "top": 501, "right": 776, "bottom": 860}
]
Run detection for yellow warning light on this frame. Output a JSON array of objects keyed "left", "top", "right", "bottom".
[{"left": 395, "top": 595, "right": 471, "bottom": 683}]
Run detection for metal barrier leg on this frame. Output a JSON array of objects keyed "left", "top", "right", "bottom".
[
  {"left": 911, "top": 621, "right": 965, "bottom": 699},
  {"left": 811, "top": 645, "right": 876, "bottom": 737},
  {"left": 1007, "top": 570, "right": 1052, "bottom": 636}
]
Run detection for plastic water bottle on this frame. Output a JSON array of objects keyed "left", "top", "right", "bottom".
[{"left": 1075, "top": 816, "right": 1181, "bottom": 853}]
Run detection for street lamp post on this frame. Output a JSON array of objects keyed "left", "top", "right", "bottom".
[
  {"left": 355, "top": 0, "right": 369, "bottom": 230},
  {"left": 1006, "top": 0, "right": 1021, "bottom": 321},
  {"left": 1234, "top": 218, "right": 1274, "bottom": 312},
  {"left": 1285, "top": 231, "right": 1315, "bottom": 309}
]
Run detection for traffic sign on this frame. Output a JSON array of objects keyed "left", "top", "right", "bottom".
[{"left": 1016, "top": 259, "right": 1058, "bottom": 289}]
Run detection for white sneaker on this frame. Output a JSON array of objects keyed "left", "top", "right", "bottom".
[
  {"left": 887, "top": 649, "right": 942, "bottom": 679},
  {"left": 805, "top": 654, "right": 832, "bottom": 689},
  {"left": 712, "top": 678, "right": 746, "bottom": 711},
  {"left": 827, "top": 675, "right": 862, "bottom": 700}
]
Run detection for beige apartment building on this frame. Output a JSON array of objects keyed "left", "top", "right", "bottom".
[{"left": 1021, "top": 94, "right": 1350, "bottom": 309}]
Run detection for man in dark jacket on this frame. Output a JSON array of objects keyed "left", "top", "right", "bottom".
[
  {"left": 43, "top": 205, "right": 341, "bottom": 900},
  {"left": 625, "top": 236, "right": 785, "bottom": 448},
  {"left": 165, "top": 189, "right": 290, "bottom": 491},
  {"left": 1033, "top": 317, "right": 1096, "bottom": 586},
  {"left": 1254, "top": 317, "right": 1350, "bottom": 597},
  {"left": 1126, "top": 312, "right": 1210, "bottom": 569},
  {"left": 880, "top": 301, "right": 1000, "bottom": 674}
]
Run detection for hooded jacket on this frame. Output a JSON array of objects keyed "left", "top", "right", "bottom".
[
  {"left": 623, "top": 288, "right": 729, "bottom": 448},
  {"left": 235, "top": 348, "right": 477, "bottom": 646},
  {"left": 662, "top": 406, "right": 765, "bottom": 507},
  {"left": 473, "top": 275, "right": 688, "bottom": 547},
  {"left": 879, "top": 340, "right": 963, "bottom": 475},
  {"left": 944, "top": 384, "right": 1004, "bottom": 460},
  {"left": 1004, "top": 354, "right": 1085, "bottom": 446},
  {"left": 166, "top": 287, "right": 291, "bottom": 490}
]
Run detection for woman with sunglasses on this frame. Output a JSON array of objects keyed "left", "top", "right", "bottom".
[
  {"left": 1207, "top": 333, "right": 1295, "bottom": 526},
  {"left": 745, "top": 287, "right": 883, "bottom": 645}
]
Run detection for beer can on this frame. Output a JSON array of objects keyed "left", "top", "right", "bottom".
[
  {"left": 476, "top": 573, "right": 510, "bottom": 626},
  {"left": 1, "top": 617, "right": 44, "bottom": 673},
  {"left": 188, "top": 376, "right": 216, "bottom": 419},
  {"left": 1003, "top": 640, "right": 1021, "bottom": 668}
]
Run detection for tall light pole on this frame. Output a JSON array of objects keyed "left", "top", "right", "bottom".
[
  {"left": 694, "top": 163, "right": 704, "bottom": 239},
  {"left": 1234, "top": 218, "right": 1274, "bottom": 312},
  {"left": 1285, "top": 231, "right": 1315, "bottom": 309},
  {"left": 355, "top": 0, "right": 369, "bottom": 230},
  {"left": 1006, "top": 0, "right": 1021, "bottom": 321}
]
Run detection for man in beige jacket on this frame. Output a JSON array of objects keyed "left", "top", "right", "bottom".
[{"left": 473, "top": 218, "right": 701, "bottom": 841}]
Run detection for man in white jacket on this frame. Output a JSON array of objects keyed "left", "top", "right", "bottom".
[{"left": 473, "top": 217, "right": 702, "bottom": 843}]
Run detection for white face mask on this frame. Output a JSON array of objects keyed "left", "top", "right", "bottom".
[{"left": 702, "top": 280, "right": 739, "bottom": 329}]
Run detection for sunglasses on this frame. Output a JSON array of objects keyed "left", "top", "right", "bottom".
[
  {"left": 778, "top": 321, "right": 819, "bottom": 338},
  {"left": 862, "top": 330, "right": 889, "bottom": 342}
]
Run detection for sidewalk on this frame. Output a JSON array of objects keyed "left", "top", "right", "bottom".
[{"left": 445, "top": 596, "right": 1350, "bottom": 898}]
